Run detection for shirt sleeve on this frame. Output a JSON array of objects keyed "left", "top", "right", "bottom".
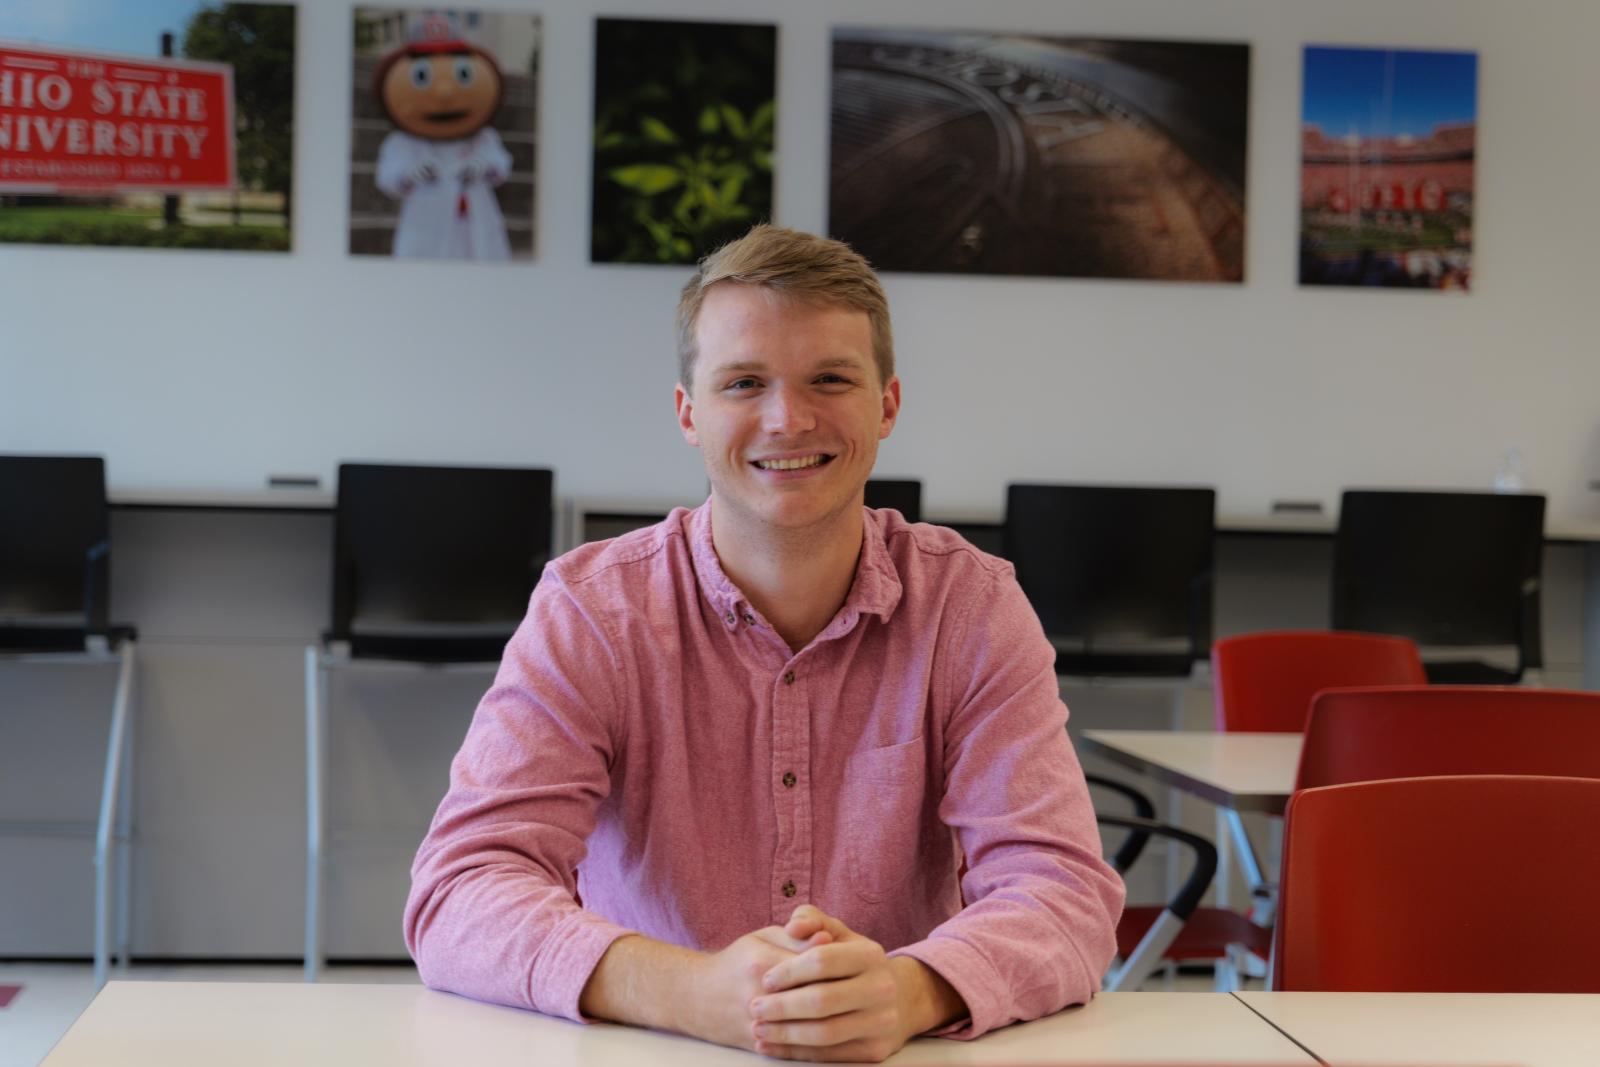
[
  {"left": 403, "top": 567, "right": 636, "bottom": 1021},
  {"left": 373, "top": 131, "right": 414, "bottom": 200},
  {"left": 889, "top": 565, "right": 1126, "bottom": 1039},
  {"left": 474, "top": 127, "right": 513, "bottom": 185}
]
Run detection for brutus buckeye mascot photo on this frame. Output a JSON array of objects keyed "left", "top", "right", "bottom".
[{"left": 374, "top": 13, "right": 512, "bottom": 259}]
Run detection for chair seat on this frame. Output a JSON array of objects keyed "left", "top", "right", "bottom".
[
  {"left": 1117, "top": 905, "right": 1272, "bottom": 962},
  {"left": 338, "top": 632, "right": 514, "bottom": 663},
  {"left": 1056, "top": 651, "right": 1197, "bottom": 678},
  {"left": 1422, "top": 660, "right": 1522, "bottom": 684},
  {"left": 0, "top": 623, "right": 137, "bottom": 653}
]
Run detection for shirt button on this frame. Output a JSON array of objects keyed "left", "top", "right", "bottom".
[
  {"left": 781, "top": 880, "right": 797, "bottom": 898},
  {"left": 783, "top": 671, "right": 795, "bottom": 685},
  {"left": 782, "top": 771, "right": 796, "bottom": 788},
  {"left": 725, "top": 612, "right": 736, "bottom": 625},
  {"left": 743, "top": 613, "right": 755, "bottom": 624}
]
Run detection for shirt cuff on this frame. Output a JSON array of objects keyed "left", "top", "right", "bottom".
[
  {"left": 527, "top": 909, "right": 636, "bottom": 1023},
  {"left": 889, "top": 937, "right": 1008, "bottom": 1040}
]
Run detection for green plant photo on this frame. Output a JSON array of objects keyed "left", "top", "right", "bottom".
[{"left": 591, "top": 18, "right": 776, "bottom": 264}]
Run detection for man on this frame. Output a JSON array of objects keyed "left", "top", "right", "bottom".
[{"left": 405, "top": 225, "right": 1123, "bottom": 1061}]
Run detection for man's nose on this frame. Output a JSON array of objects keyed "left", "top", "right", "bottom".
[{"left": 762, "top": 385, "right": 816, "bottom": 435}]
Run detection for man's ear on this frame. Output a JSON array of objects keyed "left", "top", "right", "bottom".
[
  {"left": 675, "top": 382, "right": 700, "bottom": 446},
  {"left": 878, "top": 376, "right": 901, "bottom": 441}
]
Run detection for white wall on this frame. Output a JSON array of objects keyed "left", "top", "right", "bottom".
[{"left": 4, "top": 0, "right": 1598, "bottom": 526}]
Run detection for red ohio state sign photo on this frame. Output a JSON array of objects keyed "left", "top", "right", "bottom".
[{"left": 0, "top": 40, "right": 235, "bottom": 193}]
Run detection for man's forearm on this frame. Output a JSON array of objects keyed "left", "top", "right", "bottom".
[
  {"left": 890, "top": 956, "right": 969, "bottom": 1036},
  {"left": 578, "top": 934, "right": 706, "bottom": 1033}
]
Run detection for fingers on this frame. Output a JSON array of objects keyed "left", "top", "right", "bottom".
[
  {"left": 759, "top": 941, "right": 882, "bottom": 996},
  {"left": 750, "top": 925, "right": 820, "bottom": 955},
  {"left": 752, "top": 1000, "right": 886, "bottom": 1047}
]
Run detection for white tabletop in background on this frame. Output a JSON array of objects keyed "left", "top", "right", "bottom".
[
  {"left": 1235, "top": 991, "right": 1600, "bottom": 1067},
  {"left": 42, "top": 984, "right": 1315, "bottom": 1066},
  {"left": 1080, "top": 730, "right": 1303, "bottom": 814}
]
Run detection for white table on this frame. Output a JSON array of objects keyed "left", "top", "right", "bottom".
[
  {"left": 1080, "top": 729, "right": 1303, "bottom": 935},
  {"left": 42, "top": 983, "right": 1316, "bottom": 1065},
  {"left": 1235, "top": 991, "right": 1600, "bottom": 1067},
  {"left": 1079, "top": 729, "right": 1302, "bottom": 815}
]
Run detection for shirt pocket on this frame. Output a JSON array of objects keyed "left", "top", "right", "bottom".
[{"left": 842, "top": 737, "right": 928, "bottom": 904}]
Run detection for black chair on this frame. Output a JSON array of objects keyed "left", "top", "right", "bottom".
[
  {"left": 1331, "top": 489, "right": 1545, "bottom": 683},
  {"left": 1004, "top": 484, "right": 1215, "bottom": 677},
  {"left": 1086, "top": 775, "right": 1242, "bottom": 991},
  {"left": 0, "top": 455, "right": 137, "bottom": 987},
  {"left": 864, "top": 478, "right": 922, "bottom": 523},
  {"left": 305, "top": 462, "right": 553, "bottom": 979}
]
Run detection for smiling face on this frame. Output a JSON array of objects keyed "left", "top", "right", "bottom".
[
  {"left": 379, "top": 49, "right": 502, "bottom": 141},
  {"left": 676, "top": 283, "right": 900, "bottom": 536}
]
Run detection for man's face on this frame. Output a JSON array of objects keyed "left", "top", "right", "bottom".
[
  {"left": 381, "top": 50, "right": 501, "bottom": 140},
  {"left": 676, "top": 284, "right": 900, "bottom": 535}
]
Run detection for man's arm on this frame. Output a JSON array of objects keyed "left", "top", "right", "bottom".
[
  {"left": 404, "top": 572, "right": 636, "bottom": 1019},
  {"left": 889, "top": 565, "right": 1125, "bottom": 1039}
]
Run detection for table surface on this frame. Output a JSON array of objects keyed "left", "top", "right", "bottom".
[
  {"left": 1236, "top": 991, "right": 1600, "bottom": 1067},
  {"left": 42, "top": 984, "right": 1315, "bottom": 1066},
  {"left": 1080, "top": 729, "right": 1303, "bottom": 814}
]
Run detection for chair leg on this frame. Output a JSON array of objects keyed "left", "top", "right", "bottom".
[
  {"left": 1165, "top": 687, "right": 1186, "bottom": 900},
  {"left": 114, "top": 647, "right": 138, "bottom": 971},
  {"left": 304, "top": 645, "right": 326, "bottom": 982},
  {"left": 1105, "top": 908, "right": 1187, "bottom": 992},
  {"left": 94, "top": 642, "right": 135, "bottom": 989}
]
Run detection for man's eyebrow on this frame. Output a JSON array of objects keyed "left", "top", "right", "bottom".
[{"left": 705, "top": 356, "right": 870, "bottom": 376}]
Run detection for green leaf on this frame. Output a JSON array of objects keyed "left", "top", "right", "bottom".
[
  {"left": 640, "top": 116, "right": 680, "bottom": 145},
  {"left": 720, "top": 103, "right": 748, "bottom": 140},
  {"left": 608, "top": 164, "right": 683, "bottom": 195},
  {"left": 698, "top": 106, "right": 720, "bottom": 135},
  {"left": 718, "top": 173, "right": 745, "bottom": 209},
  {"left": 749, "top": 100, "right": 776, "bottom": 136}
]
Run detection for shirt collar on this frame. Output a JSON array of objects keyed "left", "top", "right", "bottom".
[{"left": 686, "top": 498, "right": 904, "bottom": 632}]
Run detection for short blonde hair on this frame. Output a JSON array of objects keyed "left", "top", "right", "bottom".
[{"left": 676, "top": 224, "right": 894, "bottom": 392}]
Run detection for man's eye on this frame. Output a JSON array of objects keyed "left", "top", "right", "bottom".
[
  {"left": 453, "top": 57, "right": 475, "bottom": 86},
  {"left": 726, "top": 378, "right": 759, "bottom": 390},
  {"left": 816, "top": 374, "right": 851, "bottom": 386},
  {"left": 409, "top": 59, "right": 432, "bottom": 89}
]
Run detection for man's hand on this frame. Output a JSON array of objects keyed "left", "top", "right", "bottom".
[
  {"left": 747, "top": 905, "right": 967, "bottom": 1062},
  {"left": 687, "top": 925, "right": 832, "bottom": 1051},
  {"left": 579, "top": 926, "right": 830, "bottom": 1052}
]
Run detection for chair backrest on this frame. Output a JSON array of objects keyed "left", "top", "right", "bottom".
[
  {"left": 1297, "top": 685, "right": 1600, "bottom": 790},
  {"left": 0, "top": 455, "right": 111, "bottom": 638},
  {"left": 864, "top": 478, "right": 921, "bottom": 523},
  {"left": 1004, "top": 484, "right": 1214, "bottom": 674},
  {"left": 1274, "top": 774, "right": 1600, "bottom": 992},
  {"left": 330, "top": 463, "right": 552, "bottom": 656},
  {"left": 1331, "top": 489, "right": 1545, "bottom": 678},
  {"left": 1211, "top": 630, "right": 1426, "bottom": 732}
]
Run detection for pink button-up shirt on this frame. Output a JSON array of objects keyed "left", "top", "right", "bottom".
[{"left": 405, "top": 503, "right": 1123, "bottom": 1038}]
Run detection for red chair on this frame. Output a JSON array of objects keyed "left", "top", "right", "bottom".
[
  {"left": 1212, "top": 630, "right": 1426, "bottom": 733},
  {"left": 1274, "top": 774, "right": 1600, "bottom": 992},
  {"left": 1298, "top": 685, "right": 1600, "bottom": 789},
  {"left": 1205, "top": 631, "right": 1427, "bottom": 964}
]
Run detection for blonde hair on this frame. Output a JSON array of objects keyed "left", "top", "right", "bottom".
[{"left": 676, "top": 224, "right": 894, "bottom": 392}]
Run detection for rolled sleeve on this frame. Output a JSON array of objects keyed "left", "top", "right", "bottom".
[
  {"left": 404, "top": 567, "right": 636, "bottom": 1021},
  {"left": 908, "top": 567, "right": 1124, "bottom": 1038}
]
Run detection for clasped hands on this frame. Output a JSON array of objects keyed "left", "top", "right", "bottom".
[{"left": 696, "top": 904, "right": 951, "bottom": 1063}]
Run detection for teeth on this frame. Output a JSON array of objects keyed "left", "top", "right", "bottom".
[{"left": 756, "top": 455, "right": 826, "bottom": 471}]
